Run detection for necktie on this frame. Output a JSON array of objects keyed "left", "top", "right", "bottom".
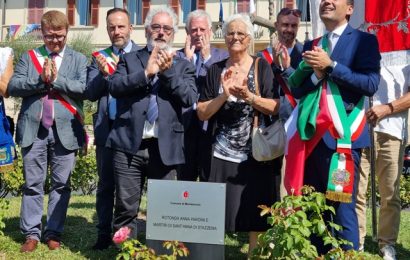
[
  {"left": 195, "top": 52, "right": 202, "bottom": 77},
  {"left": 327, "top": 33, "right": 334, "bottom": 54},
  {"left": 41, "top": 53, "right": 57, "bottom": 129},
  {"left": 147, "top": 80, "right": 159, "bottom": 124},
  {"left": 108, "top": 49, "right": 125, "bottom": 120}
]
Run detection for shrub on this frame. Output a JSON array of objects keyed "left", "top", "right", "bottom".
[
  {"left": 71, "top": 148, "right": 98, "bottom": 195},
  {"left": 114, "top": 227, "right": 189, "bottom": 260},
  {"left": 253, "top": 186, "right": 367, "bottom": 259},
  {"left": 0, "top": 198, "right": 9, "bottom": 235},
  {"left": 0, "top": 157, "right": 24, "bottom": 198}
]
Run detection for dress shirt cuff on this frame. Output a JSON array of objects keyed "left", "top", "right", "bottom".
[{"left": 311, "top": 73, "right": 322, "bottom": 86}]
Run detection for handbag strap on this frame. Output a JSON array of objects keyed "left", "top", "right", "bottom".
[{"left": 253, "top": 57, "right": 261, "bottom": 129}]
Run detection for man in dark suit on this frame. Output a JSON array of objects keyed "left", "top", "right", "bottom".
[
  {"left": 175, "top": 9, "right": 228, "bottom": 182},
  {"left": 85, "top": 8, "right": 140, "bottom": 250},
  {"left": 107, "top": 6, "right": 197, "bottom": 238},
  {"left": 8, "top": 10, "right": 87, "bottom": 252},
  {"left": 290, "top": 0, "right": 381, "bottom": 253}
]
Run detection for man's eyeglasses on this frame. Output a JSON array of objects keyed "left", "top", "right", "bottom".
[
  {"left": 150, "top": 24, "right": 174, "bottom": 34},
  {"left": 226, "top": 31, "right": 249, "bottom": 41},
  {"left": 278, "top": 8, "right": 302, "bottom": 18},
  {"left": 43, "top": 35, "right": 66, "bottom": 42}
]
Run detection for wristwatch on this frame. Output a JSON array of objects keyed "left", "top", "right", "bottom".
[{"left": 325, "top": 60, "right": 337, "bottom": 74}]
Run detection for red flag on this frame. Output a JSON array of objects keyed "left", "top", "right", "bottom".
[{"left": 365, "top": 1, "right": 410, "bottom": 53}]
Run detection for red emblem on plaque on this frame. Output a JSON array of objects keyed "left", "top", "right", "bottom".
[{"left": 183, "top": 191, "right": 189, "bottom": 199}]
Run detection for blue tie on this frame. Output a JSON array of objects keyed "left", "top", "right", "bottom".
[
  {"left": 108, "top": 49, "right": 125, "bottom": 120},
  {"left": 147, "top": 80, "right": 159, "bottom": 124},
  {"left": 195, "top": 52, "right": 202, "bottom": 77}
]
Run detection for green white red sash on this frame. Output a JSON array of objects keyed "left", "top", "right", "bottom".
[
  {"left": 325, "top": 81, "right": 366, "bottom": 202},
  {"left": 92, "top": 47, "right": 117, "bottom": 75},
  {"left": 28, "top": 46, "right": 87, "bottom": 145},
  {"left": 284, "top": 35, "right": 366, "bottom": 203}
]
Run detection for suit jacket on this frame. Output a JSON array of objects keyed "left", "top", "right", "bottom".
[
  {"left": 85, "top": 42, "right": 140, "bottom": 147},
  {"left": 107, "top": 47, "right": 197, "bottom": 165},
  {"left": 175, "top": 47, "right": 229, "bottom": 129},
  {"left": 8, "top": 46, "right": 88, "bottom": 150},
  {"left": 291, "top": 24, "right": 381, "bottom": 149}
]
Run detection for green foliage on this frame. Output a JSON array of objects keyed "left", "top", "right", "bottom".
[
  {"left": 252, "top": 186, "right": 367, "bottom": 260},
  {"left": 68, "top": 32, "right": 94, "bottom": 62},
  {"left": 116, "top": 240, "right": 189, "bottom": 260},
  {"left": 0, "top": 157, "right": 24, "bottom": 198},
  {"left": 0, "top": 198, "right": 9, "bottom": 235},
  {"left": 0, "top": 35, "right": 42, "bottom": 65},
  {"left": 71, "top": 148, "right": 98, "bottom": 195},
  {"left": 400, "top": 175, "right": 410, "bottom": 209},
  {"left": 366, "top": 175, "right": 410, "bottom": 209}
]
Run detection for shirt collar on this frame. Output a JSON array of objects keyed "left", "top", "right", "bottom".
[
  {"left": 44, "top": 45, "right": 66, "bottom": 57},
  {"left": 326, "top": 22, "right": 348, "bottom": 38},
  {"left": 113, "top": 40, "right": 133, "bottom": 55}
]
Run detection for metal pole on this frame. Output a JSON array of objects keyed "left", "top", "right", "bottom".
[
  {"left": 114, "top": 0, "right": 122, "bottom": 8},
  {"left": 368, "top": 96, "right": 378, "bottom": 242}
]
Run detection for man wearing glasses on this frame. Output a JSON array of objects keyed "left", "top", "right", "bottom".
[
  {"left": 107, "top": 6, "right": 197, "bottom": 239},
  {"left": 8, "top": 10, "right": 87, "bottom": 252},
  {"left": 175, "top": 10, "right": 228, "bottom": 182}
]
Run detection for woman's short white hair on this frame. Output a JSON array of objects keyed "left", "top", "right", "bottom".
[
  {"left": 222, "top": 13, "right": 254, "bottom": 42},
  {"left": 186, "top": 9, "right": 212, "bottom": 30},
  {"left": 144, "top": 6, "right": 178, "bottom": 34}
]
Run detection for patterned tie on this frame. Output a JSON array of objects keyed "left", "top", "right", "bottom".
[
  {"left": 146, "top": 79, "right": 159, "bottom": 124},
  {"left": 41, "top": 53, "right": 57, "bottom": 129}
]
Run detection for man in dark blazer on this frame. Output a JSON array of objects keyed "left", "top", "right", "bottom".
[
  {"left": 107, "top": 6, "right": 197, "bottom": 238},
  {"left": 85, "top": 8, "right": 140, "bottom": 250},
  {"left": 175, "top": 9, "right": 228, "bottom": 182},
  {"left": 290, "top": 0, "right": 381, "bottom": 253},
  {"left": 8, "top": 10, "right": 87, "bottom": 252}
]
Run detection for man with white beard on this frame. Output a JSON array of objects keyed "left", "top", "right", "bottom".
[{"left": 107, "top": 6, "right": 197, "bottom": 239}]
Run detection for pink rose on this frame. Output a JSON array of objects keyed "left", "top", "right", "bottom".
[{"left": 112, "top": 226, "right": 131, "bottom": 244}]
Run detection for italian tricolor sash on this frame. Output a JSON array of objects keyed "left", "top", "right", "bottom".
[
  {"left": 92, "top": 47, "right": 118, "bottom": 75},
  {"left": 284, "top": 35, "right": 366, "bottom": 203},
  {"left": 28, "top": 46, "right": 88, "bottom": 147},
  {"left": 325, "top": 81, "right": 366, "bottom": 202}
]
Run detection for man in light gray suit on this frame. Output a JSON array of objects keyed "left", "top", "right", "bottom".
[
  {"left": 8, "top": 10, "right": 87, "bottom": 252},
  {"left": 85, "top": 8, "right": 140, "bottom": 250},
  {"left": 175, "top": 9, "right": 228, "bottom": 182}
]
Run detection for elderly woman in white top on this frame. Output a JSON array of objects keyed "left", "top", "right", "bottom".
[{"left": 197, "top": 13, "right": 281, "bottom": 254}]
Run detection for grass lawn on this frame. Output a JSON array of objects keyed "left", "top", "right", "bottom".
[{"left": 0, "top": 195, "right": 409, "bottom": 259}]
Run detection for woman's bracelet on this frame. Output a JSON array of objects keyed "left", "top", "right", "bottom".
[{"left": 248, "top": 93, "right": 255, "bottom": 105}]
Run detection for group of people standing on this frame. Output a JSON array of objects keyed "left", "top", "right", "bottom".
[{"left": 0, "top": 0, "right": 407, "bottom": 259}]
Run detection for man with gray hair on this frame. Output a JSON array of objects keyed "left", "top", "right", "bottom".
[
  {"left": 107, "top": 6, "right": 197, "bottom": 238},
  {"left": 176, "top": 9, "right": 228, "bottom": 182}
]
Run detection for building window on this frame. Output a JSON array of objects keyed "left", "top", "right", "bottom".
[
  {"left": 67, "top": 0, "right": 99, "bottom": 26},
  {"left": 125, "top": 0, "right": 150, "bottom": 25},
  {"left": 168, "top": 0, "right": 179, "bottom": 18},
  {"left": 237, "top": 0, "right": 250, "bottom": 13},
  {"left": 181, "top": 0, "right": 205, "bottom": 23},
  {"left": 296, "top": 0, "right": 311, "bottom": 22},
  {"left": 28, "top": 0, "right": 45, "bottom": 24}
]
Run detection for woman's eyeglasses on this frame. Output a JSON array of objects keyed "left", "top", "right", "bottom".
[
  {"left": 278, "top": 8, "right": 302, "bottom": 18},
  {"left": 226, "top": 31, "right": 249, "bottom": 41}
]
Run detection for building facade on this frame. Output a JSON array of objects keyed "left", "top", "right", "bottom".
[{"left": 0, "top": 0, "right": 313, "bottom": 51}]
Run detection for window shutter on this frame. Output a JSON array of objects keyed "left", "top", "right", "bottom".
[
  {"left": 197, "top": 0, "right": 205, "bottom": 10},
  {"left": 142, "top": 0, "right": 150, "bottom": 23},
  {"left": 67, "top": 0, "right": 75, "bottom": 26},
  {"left": 168, "top": 0, "right": 179, "bottom": 18},
  {"left": 28, "top": 0, "right": 45, "bottom": 24},
  {"left": 90, "top": 0, "right": 99, "bottom": 26}
]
